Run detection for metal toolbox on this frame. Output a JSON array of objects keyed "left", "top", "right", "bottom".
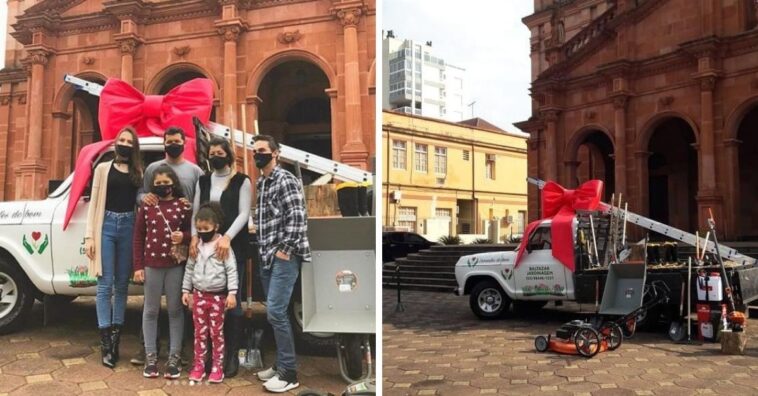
[{"left": 301, "top": 216, "right": 376, "bottom": 334}]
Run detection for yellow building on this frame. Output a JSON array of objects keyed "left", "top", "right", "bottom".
[{"left": 382, "top": 111, "right": 529, "bottom": 242}]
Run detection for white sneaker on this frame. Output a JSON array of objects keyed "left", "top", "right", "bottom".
[
  {"left": 257, "top": 366, "right": 277, "bottom": 382},
  {"left": 263, "top": 375, "right": 299, "bottom": 393}
]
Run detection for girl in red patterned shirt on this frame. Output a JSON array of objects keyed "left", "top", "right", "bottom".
[{"left": 133, "top": 164, "right": 192, "bottom": 379}]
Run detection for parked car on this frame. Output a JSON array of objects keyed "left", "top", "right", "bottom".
[{"left": 382, "top": 231, "right": 438, "bottom": 263}]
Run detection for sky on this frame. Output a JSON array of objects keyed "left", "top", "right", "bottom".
[
  {"left": 0, "top": 1, "right": 6, "bottom": 67},
  {"left": 383, "top": 0, "right": 534, "bottom": 133}
]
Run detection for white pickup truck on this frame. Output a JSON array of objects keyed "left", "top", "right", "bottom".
[
  {"left": 454, "top": 219, "right": 571, "bottom": 318},
  {"left": 0, "top": 139, "right": 333, "bottom": 352},
  {"left": 455, "top": 212, "right": 758, "bottom": 325}
]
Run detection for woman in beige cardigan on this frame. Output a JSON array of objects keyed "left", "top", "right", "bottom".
[{"left": 84, "top": 127, "right": 143, "bottom": 368}]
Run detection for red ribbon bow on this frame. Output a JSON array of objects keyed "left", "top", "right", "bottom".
[
  {"left": 63, "top": 78, "right": 214, "bottom": 229},
  {"left": 515, "top": 180, "right": 604, "bottom": 272}
]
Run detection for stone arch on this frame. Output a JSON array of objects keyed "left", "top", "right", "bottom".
[
  {"left": 637, "top": 113, "right": 700, "bottom": 234},
  {"left": 563, "top": 123, "right": 615, "bottom": 198},
  {"left": 246, "top": 49, "right": 337, "bottom": 96},
  {"left": 636, "top": 110, "right": 700, "bottom": 152},
  {"left": 564, "top": 123, "right": 615, "bottom": 161},
  {"left": 51, "top": 70, "right": 109, "bottom": 179},
  {"left": 724, "top": 96, "right": 758, "bottom": 239},
  {"left": 52, "top": 70, "right": 108, "bottom": 115},
  {"left": 253, "top": 54, "right": 334, "bottom": 184},
  {"left": 145, "top": 62, "right": 221, "bottom": 97}
]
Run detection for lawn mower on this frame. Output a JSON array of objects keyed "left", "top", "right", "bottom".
[{"left": 534, "top": 280, "right": 671, "bottom": 358}]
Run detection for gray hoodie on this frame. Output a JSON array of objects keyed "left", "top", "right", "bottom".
[{"left": 182, "top": 238, "right": 238, "bottom": 294}]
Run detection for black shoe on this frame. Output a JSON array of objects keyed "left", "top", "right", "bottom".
[
  {"left": 143, "top": 353, "right": 159, "bottom": 378},
  {"left": 164, "top": 353, "right": 181, "bottom": 379},
  {"left": 100, "top": 327, "right": 115, "bottom": 369},
  {"left": 223, "top": 316, "right": 240, "bottom": 378},
  {"left": 110, "top": 324, "right": 122, "bottom": 363}
]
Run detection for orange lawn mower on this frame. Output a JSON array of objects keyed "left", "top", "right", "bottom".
[
  {"left": 535, "top": 280, "right": 671, "bottom": 358},
  {"left": 534, "top": 320, "right": 622, "bottom": 358}
]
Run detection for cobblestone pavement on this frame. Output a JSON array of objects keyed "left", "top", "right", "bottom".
[
  {"left": 0, "top": 296, "right": 345, "bottom": 396},
  {"left": 383, "top": 289, "right": 758, "bottom": 395}
]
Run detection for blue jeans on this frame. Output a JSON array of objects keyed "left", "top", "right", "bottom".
[
  {"left": 259, "top": 254, "right": 301, "bottom": 373},
  {"left": 231, "top": 253, "right": 246, "bottom": 317},
  {"left": 96, "top": 211, "right": 134, "bottom": 329}
]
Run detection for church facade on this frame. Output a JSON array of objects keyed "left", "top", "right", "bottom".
[
  {"left": 517, "top": 0, "right": 758, "bottom": 240},
  {"left": 0, "top": 0, "right": 376, "bottom": 200}
]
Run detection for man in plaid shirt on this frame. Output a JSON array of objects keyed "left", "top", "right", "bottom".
[{"left": 251, "top": 134, "right": 310, "bottom": 393}]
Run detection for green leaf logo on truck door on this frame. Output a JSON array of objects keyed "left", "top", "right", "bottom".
[{"left": 22, "top": 232, "right": 49, "bottom": 254}]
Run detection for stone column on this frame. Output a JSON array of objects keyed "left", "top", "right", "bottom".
[
  {"left": 117, "top": 38, "right": 140, "bottom": 84},
  {"left": 16, "top": 48, "right": 52, "bottom": 199},
  {"left": 217, "top": 24, "right": 242, "bottom": 126},
  {"left": 723, "top": 138, "right": 741, "bottom": 239},
  {"left": 612, "top": 95, "right": 628, "bottom": 196},
  {"left": 696, "top": 75, "right": 724, "bottom": 234},
  {"left": 334, "top": 5, "right": 369, "bottom": 169},
  {"left": 541, "top": 109, "right": 559, "bottom": 182}
]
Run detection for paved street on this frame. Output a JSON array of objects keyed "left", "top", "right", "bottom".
[
  {"left": 383, "top": 289, "right": 758, "bottom": 395},
  {"left": 0, "top": 296, "right": 345, "bottom": 396}
]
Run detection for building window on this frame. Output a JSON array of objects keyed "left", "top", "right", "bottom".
[
  {"left": 434, "top": 147, "right": 447, "bottom": 174},
  {"left": 415, "top": 143, "right": 428, "bottom": 173},
  {"left": 518, "top": 210, "right": 526, "bottom": 235},
  {"left": 485, "top": 153, "right": 496, "bottom": 180},
  {"left": 392, "top": 140, "right": 406, "bottom": 169},
  {"left": 398, "top": 206, "right": 417, "bottom": 232},
  {"left": 463, "top": 150, "right": 470, "bottom": 161},
  {"left": 436, "top": 208, "right": 452, "bottom": 219}
]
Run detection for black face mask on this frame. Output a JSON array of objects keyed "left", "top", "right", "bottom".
[
  {"left": 198, "top": 230, "right": 216, "bottom": 243},
  {"left": 115, "top": 144, "right": 133, "bottom": 159},
  {"left": 152, "top": 185, "right": 173, "bottom": 198},
  {"left": 254, "top": 153, "right": 273, "bottom": 169},
  {"left": 209, "top": 156, "right": 228, "bottom": 170},
  {"left": 165, "top": 143, "right": 184, "bottom": 159}
]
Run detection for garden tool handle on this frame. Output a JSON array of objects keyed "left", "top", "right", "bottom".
[{"left": 245, "top": 257, "right": 254, "bottom": 318}]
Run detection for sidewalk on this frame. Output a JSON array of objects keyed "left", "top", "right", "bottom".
[
  {"left": 0, "top": 296, "right": 345, "bottom": 395},
  {"left": 383, "top": 289, "right": 758, "bottom": 395}
]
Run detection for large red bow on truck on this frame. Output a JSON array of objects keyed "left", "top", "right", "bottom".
[
  {"left": 63, "top": 78, "right": 214, "bottom": 229},
  {"left": 515, "top": 180, "right": 604, "bottom": 272}
]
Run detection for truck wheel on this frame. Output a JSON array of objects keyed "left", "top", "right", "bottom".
[
  {"left": 338, "top": 334, "right": 365, "bottom": 381},
  {"left": 0, "top": 258, "right": 34, "bottom": 335},
  {"left": 289, "top": 301, "right": 336, "bottom": 356},
  {"left": 469, "top": 280, "right": 510, "bottom": 319}
]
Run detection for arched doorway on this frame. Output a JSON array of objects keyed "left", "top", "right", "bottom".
[
  {"left": 646, "top": 118, "right": 698, "bottom": 232},
  {"left": 153, "top": 70, "right": 217, "bottom": 121},
  {"left": 735, "top": 107, "right": 758, "bottom": 239},
  {"left": 67, "top": 76, "right": 105, "bottom": 174},
  {"left": 574, "top": 131, "right": 615, "bottom": 201},
  {"left": 257, "top": 60, "right": 331, "bottom": 184}
]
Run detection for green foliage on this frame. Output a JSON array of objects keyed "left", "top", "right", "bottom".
[{"left": 438, "top": 235, "right": 462, "bottom": 245}]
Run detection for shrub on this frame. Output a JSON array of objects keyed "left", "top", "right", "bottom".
[
  {"left": 438, "top": 235, "right": 462, "bottom": 245},
  {"left": 472, "top": 238, "right": 492, "bottom": 244}
]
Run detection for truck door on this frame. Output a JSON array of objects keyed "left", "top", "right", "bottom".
[
  {"left": 50, "top": 175, "right": 95, "bottom": 295},
  {"left": 513, "top": 225, "right": 570, "bottom": 300}
]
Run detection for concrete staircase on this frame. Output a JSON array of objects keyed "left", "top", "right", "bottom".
[{"left": 383, "top": 244, "right": 518, "bottom": 293}]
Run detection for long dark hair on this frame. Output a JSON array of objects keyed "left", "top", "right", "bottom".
[
  {"left": 116, "top": 126, "right": 143, "bottom": 187},
  {"left": 151, "top": 164, "right": 185, "bottom": 199}
]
